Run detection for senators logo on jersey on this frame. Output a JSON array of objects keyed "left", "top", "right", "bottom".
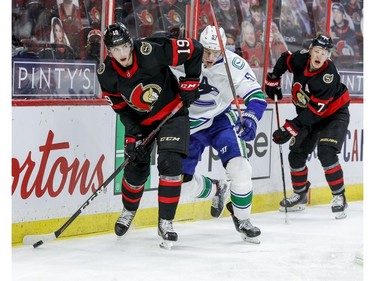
[
  {"left": 126, "top": 83, "right": 162, "bottom": 112},
  {"left": 292, "top": 82, "right": 310, "bottom": 108}
]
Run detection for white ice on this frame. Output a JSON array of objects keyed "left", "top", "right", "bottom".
[{"left": 11, "top": 201, "right": 366, "bottom": 281}]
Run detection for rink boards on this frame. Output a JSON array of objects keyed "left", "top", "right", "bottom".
[{"left": 11, "top": 103, "right": 363, "bottom": 245}]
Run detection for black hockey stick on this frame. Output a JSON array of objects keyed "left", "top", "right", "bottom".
[
  {"left": 274, "top": 95, "right": 288, "bottom": 223},
  {"left": 23, "top": 101, "right": 184, "bottom": 248}
]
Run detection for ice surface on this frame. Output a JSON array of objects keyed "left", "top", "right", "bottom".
[{"left": 12, "top": 201, "right": 365, "bottom": 281}]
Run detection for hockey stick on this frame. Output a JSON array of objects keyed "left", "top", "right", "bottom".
[
  {"left": 208, "top": 0, "right": 243, "bottom": 122},
  {"left": 274, "top": 95, "right": 288, "bottom": 223},
  {"left": 23, "top": 101, "right": 184, "bottom": 248}
]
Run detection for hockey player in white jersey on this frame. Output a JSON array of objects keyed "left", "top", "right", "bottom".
[{"left": 176, "top": 25, "right": 267, "bottom": 243}]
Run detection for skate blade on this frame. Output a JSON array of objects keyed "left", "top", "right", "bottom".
[
  {"left": 241, "top": 234, "right": 261, "bottom": 244},
  {"left": 334, "top": 211, "right": 347, "bottom": 219},
  {"left": 159, "top": 238, "right": 174, "bottom": 250},
  {"left": 279, "top": 204, "right": 306, "bottom": 212}
]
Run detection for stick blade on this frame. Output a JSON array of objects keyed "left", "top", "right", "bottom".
[{"left": 23, "top": 233, "right": 56, "bottom": 247}]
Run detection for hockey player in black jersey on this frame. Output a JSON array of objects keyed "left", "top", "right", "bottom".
[
  {"left": 97, "top": 22, "right": 203, "bottom": 248},
  {"left": 265, "top": 34, "right": 350, "bottom": 219}
]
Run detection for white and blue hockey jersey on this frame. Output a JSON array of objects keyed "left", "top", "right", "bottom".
[{"left": 171, "top": 50, "right": 267, "bottom": 134}]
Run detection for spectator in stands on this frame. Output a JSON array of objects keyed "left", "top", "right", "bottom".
[
  {"left": 280, "top": 2, "right": 304, "bottom": 52},
  {"left": 12, "top": 5, "right": 32, "bottom": 41},
  {"left": 58, "top": 0, "right": 82, "bottom": 57},
  {"left": 344, "top": 0, "right": 362, "bottom": 33},
  {"left": 312, "top": 0, "right": 328, "bottom": 35},
  {"left": 269, "top": 21, "right": 288, "bottom": 66},
  {"left": 330, "top": 2, "right": 360, "bottom": 61},
  {"left": 50, "top": 17, "right": 70, "bottom": 46},
  {"left": 249, "top": 4, "right": 264, "bottom": 42},
  {"left": 237, "top": 0, "right": 252, "bottom": 21},
  {"left": 225, "top": 32, "right": 237, "bottom": 53},
  {"left": 287, "top": 0, "right": 313, "bottom": 38},
  {"left": 344, "top": 0, "right": 363, "bottom": 59},
  {"left": 213, "top": 0, "right": 242, "bottom": 39},
  {"left": 239, "top": 20, "right": 263, "bottom": 67},
  {"left": 84, "top": 29, "right": 101, "bottom": 66},
  {"left": 50, "top": 16, "right": 74, "bottom": 59}
]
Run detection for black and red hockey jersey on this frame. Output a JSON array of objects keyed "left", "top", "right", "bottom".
[
  {"left": 97, "top": 37, "right": 203, "bottom": 137},
  {"left": 272, "top": 50, "right": 350, "bottom": 127}
]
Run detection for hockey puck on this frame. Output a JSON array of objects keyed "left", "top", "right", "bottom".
[{"left": 33, "top": 240, "right": 43, "bottom": 248}]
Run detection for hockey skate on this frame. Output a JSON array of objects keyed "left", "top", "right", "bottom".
[
  {"left": 226, "top": 202, "right": 261, "bottom": 244},
  {"left": 115, "top": 207, "right": 136, "bottom": 236},
  {"left": 211, "top": 179, "right": 230, "bottom": 218},
  {"left": 158, "top": 218, "right": 178, "bottom": 250},
  {"left": 331, "top": 194, "right": 348, "bottom": 219},
  {"left": 279, "top": 182, "right": 310, "bottom": 212}
]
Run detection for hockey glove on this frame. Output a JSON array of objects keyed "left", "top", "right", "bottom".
[
  {"left": 178, "top": 77, "right": 200, "bottom": 108},
  {"left": 265, "top": 72, "right": 282, "bottom": 101},
  {"left": 235, "top": 111, "right": 258, "bottom": 142},
  {"left": 272, "top": 120, "right": 299, "bottom": 144},
  {"left": 125, "top": 135, "right": 149, "bottom": 164}
]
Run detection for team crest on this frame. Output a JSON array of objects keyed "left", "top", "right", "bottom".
[
  {"left": 323, "top": 74, "right": 334, "bottom": 84},
  {"left": 97, "top": 62, "right": 105, "bottom": 74},
  {"left": 232, "top": 57, "right": 245, "bottom": 70},
  {"left": 292, "top": 82, "right": 310, "bottom": 108},
  {"left": 129, "top": 83, "right": 161, "bottom": 112},
  {"left": 140, "top": 42, "right": 152, "bottom": 55},
  {"left": 137, "top": 10, "right": 153, "bottom": 25},
  {"left": 164, "top": 9, "right": 181, "bottom": 25}
]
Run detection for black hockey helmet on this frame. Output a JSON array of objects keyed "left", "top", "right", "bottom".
[
  {"left": 103, "top": 22, "right": 133, "bottom": 49},
  {"left": 310, "top": 34, "right": 333, "bottom": 50}
]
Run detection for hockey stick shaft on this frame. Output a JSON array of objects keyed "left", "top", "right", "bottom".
[
  {"left": 274, "top": 95, "right": 288, "bottom": 222},
  {"left": 23, "top": 101, "right": 184, "bottom": 247},
  {"left": 208, "top": 1, "right": 243, "bottom": 121}
]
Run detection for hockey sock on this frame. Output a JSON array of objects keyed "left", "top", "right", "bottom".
[
  {"left": 158, "top": 176, "right": 181, "bottom": 220},
  {"left": 324, "top": 162, "right": 345, "bottom": 194},
  {"left": 121, "top": 177, "right": 144, "bottom": 211},
  {"left": 290, "top": 166, "right": 309, "bottom": 193}
]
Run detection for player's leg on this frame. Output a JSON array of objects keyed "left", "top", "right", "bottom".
[
  {"left": 280, "top": 128, "right": 317, "bottom": 211},
  {"left": 115, "top": 145, "right": 153, "bottom": 236},
  {"left": 317, "top": 110, "right": 350, "bottom": 219},
  {"left": 156, "top": 114, "right": 189, "bottom": 249}
]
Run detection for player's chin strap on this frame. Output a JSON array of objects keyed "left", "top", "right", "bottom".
[
  {"left": 208, "top": 0, "right": 244, "bottom": 126},
  {"left": 23, "top": 101, "right": 184, "bottom": 248}
]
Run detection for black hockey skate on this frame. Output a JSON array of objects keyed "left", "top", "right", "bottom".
[
  {"left": 279, "top": 182, "right": 310, "bottom": 212},
  {"left": 211, "top": 179, "right": 229, "bottom": 218},
  {"left": 115, "top": 207, "right": 136, "bottom": 236},
  {"left": 331, "top": 194, "right": 348, "bottom": 219},
  {"left": 158, "top": 218, "right": 178, "bottom": 250},
  {"left": 226, "top": 202, "right": 261, "bottom": 244}
]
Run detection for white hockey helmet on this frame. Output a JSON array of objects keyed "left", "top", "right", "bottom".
[{"left": 199, "top": 25, "right": 227, "bottom": 51}]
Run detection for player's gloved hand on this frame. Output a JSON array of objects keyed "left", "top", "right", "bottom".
[
  {"left": 125, "top": 135, "right": 149, "bottom": 163},
  {"left": 235, "top": 112, "right": 258, "bottom": 141},
  {"left": 265, "top": 72, "right": 282, "bottom": 101},
  {"left": 272, "top": 120, "right": 299, "bottom": 144},
  {"left": 178, "top": 77, "right": 200, "bottom": 107}
]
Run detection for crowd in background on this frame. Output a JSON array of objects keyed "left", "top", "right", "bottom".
[
  {"left": 12, "top": 0, "right": 102, "bottom": 62},
  {"left": 11, "top": 0, "right": 364, "bottom": 97}
]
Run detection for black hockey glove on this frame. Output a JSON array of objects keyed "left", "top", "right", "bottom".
[
  {"left": 178, "top": 77, "right": 200, "bottom": 108},
  {"left": 265, "top": 72, "right": 282, "bottom": 101},
  {"left": 272, "top": 120, "right": 299, "bottom": 144},
  {"left": 125, "top": 135, "right": 149, "bottom": 164}
]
